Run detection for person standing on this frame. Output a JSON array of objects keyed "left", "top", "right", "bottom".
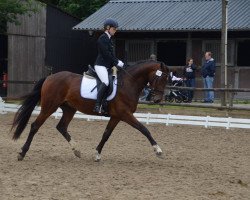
[
  {"left": 139, "top": 54, "right": 157, "bottom": 101},
  {"left": 201, "top": 52, "right": 216, "bottom": 103},
  {"left": 93, "top": 18, "right": 124, "bottom": 113},
  {"left": 139, "top": 83, "right": 151, "bottom": 101},
  {"left": 149, "top": 54, "right": 157, "bottom": 61},
  {"left": 183, "top": 58, "right": 196, "bottom": 102}
]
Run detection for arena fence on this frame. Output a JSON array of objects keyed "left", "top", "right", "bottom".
[
  {"left": 1, "top": 99, "right": 250, "bottom": 130},
  {"left": 1, "top": 80, "right": 250, "bottom": 110}
]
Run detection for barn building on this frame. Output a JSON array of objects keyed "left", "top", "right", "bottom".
[
  {"left": 74, "top": 0, "right": 250, "bottom": 99},
  {"left": 0, "top": 1, "right": 96, "bottom": 97}
]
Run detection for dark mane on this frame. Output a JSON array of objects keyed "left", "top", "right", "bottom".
[
  {"left": 117, "top": 60, "right": 166, "bottom": 81},
  {"left": 125, "top": 60, "right": 161, "bottom": 69}
]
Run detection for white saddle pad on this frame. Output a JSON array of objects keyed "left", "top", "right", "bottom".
[{"left": 80, "top": 75, "right": 117, "bottom": 100}]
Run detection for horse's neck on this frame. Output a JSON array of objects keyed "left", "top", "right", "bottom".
[{"left": 125, "top": 63, "right": 155, "bottom": 92}]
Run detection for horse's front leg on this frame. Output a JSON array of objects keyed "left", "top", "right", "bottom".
[
  {"left": 95, "top": 117, "right": 120, "bottom": 162},
  {"left": 123, "top": 114, "right": 163, "bottom": 157}
]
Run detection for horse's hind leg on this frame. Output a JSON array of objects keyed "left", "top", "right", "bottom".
[
  {"left": 56, "top": 104, "right": 80, "bottom": 158},
  {"left": 18, "top": 111, "right": 54, "bottom": 161}
]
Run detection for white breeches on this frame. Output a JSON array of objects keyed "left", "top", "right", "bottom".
[{"left": 94, "top": 65, "right": 109, "bottom": 86}]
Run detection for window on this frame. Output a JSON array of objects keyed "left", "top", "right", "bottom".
[
  {"left": 203, "top": 40, "right": 234, "bottom": 66},
  {"left": 126, "top": 40, "right": 154, "bottom": 64},
  {"left": 237, "top": 40, "right": 250, "bottom": 66},
  {"left": 157, "top": 41, "right": 186, "bottom": 66}
]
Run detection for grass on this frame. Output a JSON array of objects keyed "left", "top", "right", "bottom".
[
  {"left": 5, "top": 100, "right": 21, "bottom": 104},
  {"left": 137, "top": 103, "right": 250, "bottom": 118},
  {"left": 234, "top": 99, "right": 250, "bottom": 104}
]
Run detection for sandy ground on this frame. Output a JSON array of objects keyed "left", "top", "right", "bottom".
[{"left": 0, "top": 113, "right": 250, "bottom": 200}]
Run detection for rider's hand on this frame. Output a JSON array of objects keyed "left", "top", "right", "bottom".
[{"left": 117, "top": 60, "right": 124, "bottom": 68}]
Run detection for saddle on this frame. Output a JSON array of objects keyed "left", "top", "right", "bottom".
[{"left": 84, "top": 65, "right": 115, "bottom": 116}]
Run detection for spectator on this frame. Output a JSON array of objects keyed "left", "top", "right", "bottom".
[
  {"left": 139, "top": 83, "right": 151, "bottom": 101},
  {"left": 150, "top": 54, "right": 157, "bottom": 61},
  {"left": 183, "top": 58, "right": 196, "bottom": 102},
  {"left": 201, "top": 52, "right": 216, "bottom": 103},
  {"left": 139, "top": 54, "right": 157, "bottom": 101}
]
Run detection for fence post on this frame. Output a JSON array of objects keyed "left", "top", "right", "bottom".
[
  {"left": 54, "top": 111, "right": 59, "bottom": 119},
  {"left": 205, "top": 116, "right": 210, "bottom": 128},
  {"left": 228, "top": 84, "right": 234, "bottom": 108},
  {"left": 0, "top": 97, "right": 7, "bottom": 114},
  {"left": 227, "top": 117, "right": 231, "bottom": 129},
  {"left": 146, "top": 112, "right": 151, "bottom": 124},
  {"left": 166, "top": 114, "right": 171, "bottom": 126}
]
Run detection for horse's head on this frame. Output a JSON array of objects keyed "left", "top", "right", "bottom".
[{"left": 148, "top": 62, "right": 169, "bottom": 103}]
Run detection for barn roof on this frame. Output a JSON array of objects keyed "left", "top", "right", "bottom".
[{"left": 73, "top": 0, "right": 250, "bottom": 32}]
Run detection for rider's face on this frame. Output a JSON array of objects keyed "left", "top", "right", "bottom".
[{"left": 108, "top": 27, "right": 117, "bottom": 36}]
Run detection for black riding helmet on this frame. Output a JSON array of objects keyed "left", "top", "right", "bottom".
[{"left": 103, "top": 18, "right": 119, "bottom": 29}]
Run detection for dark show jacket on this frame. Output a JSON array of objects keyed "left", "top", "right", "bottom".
[{"left": 94, "top": 33, "right": 118, "bottom": 69}]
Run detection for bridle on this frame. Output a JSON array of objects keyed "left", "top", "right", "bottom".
[{"left": 149, "top": 69, "right": 168, "bottom": 96}]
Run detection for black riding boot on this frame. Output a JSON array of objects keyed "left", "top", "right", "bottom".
[{"left": 93, "top": 83, "right": 108, "bottom": 113}]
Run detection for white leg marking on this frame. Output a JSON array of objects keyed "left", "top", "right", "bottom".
[
  {"left": 95, "top": 150, "right": 101, "bottom": 162},
  {"left": 153, "top": 144, "right": 162, "bottom": 156}
]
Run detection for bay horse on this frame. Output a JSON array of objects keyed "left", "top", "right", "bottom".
[{"left": 11, "top": 60, "right": 169, "bottom": 161}]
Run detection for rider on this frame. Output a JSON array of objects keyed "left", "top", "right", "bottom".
[{"left": 93, "top": 18, "right": 124, "bottom": 113}]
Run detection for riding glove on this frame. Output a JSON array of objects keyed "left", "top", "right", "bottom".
[{"left": 117, "top": 60, "right": 124, "bottom": 68}]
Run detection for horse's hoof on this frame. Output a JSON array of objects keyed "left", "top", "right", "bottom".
[
  {"left": 17, "top": 153, "right": 24, "bottom": 161},
  {"left": 156, "top": 151, "right": 162, "bottom": 156},
  {"left": 73, "top": 150, "right": 81, "bottom": 158},
  {"left": 94, "top": 151, "right": 101, "bottom": 162},
  {"left": 156, "top": 151, "right": 164, "bottom": 159},
  {"left": 153, "top": 145, "right": 163, "bottom": 157}
]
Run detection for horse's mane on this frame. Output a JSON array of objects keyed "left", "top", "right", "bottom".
[
  {"left": 125, "top": 60, "right": 161, "bottom": 70},
  {"left": 118, "top": 60, "right": 165, "bottom": 82}
]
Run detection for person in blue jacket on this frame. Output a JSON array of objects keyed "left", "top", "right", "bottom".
[
  {"left": 201, "top": 51, "right": 216, "bottom": 103},
  {"left": 93, "top": 18, "right": 124, "bottom": 113}
]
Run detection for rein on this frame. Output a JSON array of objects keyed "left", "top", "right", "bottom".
[
  {"left": 118, "top": 66, "right": 137, "bottom": 82},
  {"left": 119, "top": 66, "right": 168, "bottom": 82},
  {"left": 116, "top": 66, "right": 137, "bottom": 88},
  {"left": 117, "top": 64, "right": 168, "bottom": 96}
]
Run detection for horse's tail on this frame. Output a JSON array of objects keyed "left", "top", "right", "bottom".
[{"left": 11, "top": 77, "right": 46, "bottom": 140}]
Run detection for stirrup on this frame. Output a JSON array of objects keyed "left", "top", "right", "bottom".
[
  {"left": 93, "top": 104, "right": 103, "bottom": 114},
  {"left": 93, "top": 105, "right": 100, "bottom": 113}
]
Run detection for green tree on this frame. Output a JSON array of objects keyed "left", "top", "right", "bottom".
[
  {"left": 0, "top": 0, "right": 107, "bottom": 33},
  {"left": 43, "top": 0, "right": 108, "bottom": 19},
  {"left": 0, "top": 0, "right": 38, "bottom": 33}
]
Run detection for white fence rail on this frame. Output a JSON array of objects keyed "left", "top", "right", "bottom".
[{"left": 1, "top": 100, "right": 250, "bottom": 129}]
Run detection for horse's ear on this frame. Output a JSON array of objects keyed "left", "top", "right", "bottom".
[
  {"left": 160, "top": 62, "right": 165, "bottom": 70},
  {"left": 160, "top": 62, "right": 169, "bottom": 73}
]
